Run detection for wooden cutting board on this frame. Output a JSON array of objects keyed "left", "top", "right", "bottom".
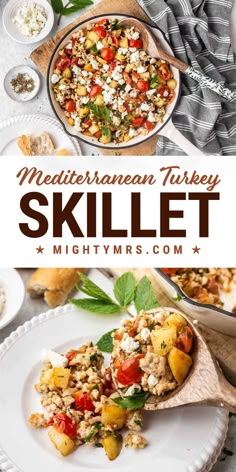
[
  {"left": 30, "top": 0, "right": 159, "bottom": 155},
  {"left": 108, "top": 268, "right": 236, "bottom": 383}
]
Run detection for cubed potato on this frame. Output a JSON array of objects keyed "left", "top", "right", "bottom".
[
  {"left": 68, "top": 117, "right": 75, "bottom": 126},
  {"left": 115, "top": 53, "right": 125, "bottom": 62},
  {"left": 40, "top": 368, "right": 54, "bottom": 385},
  {"left": 112, "top": 29, "right": 122, "bottom": 38},
  {"left": 140, "top": 72, "right": 150, "bottom": 80},
  {"left": 83, "top": 130, "right": 93, "bottom": 137},
  {"left": 63, "top": 68, "right": 72, "bottom": 79},
  {"left": 100, "top": 134, "right": 111, "bottom": 144},
  {"left": 168, "top": 347, "right": 192, "bottom": 385},
  {"left": 157, "top": 76, "right": 166, "bottom": 85},
  {"left": 97, "top": 57, "right": 107, "bottom": 65},
  {"left": 84, "top": 63, "right": 94, "bottom": 72},
  {"left": 123, "top": 134, "right": 131, "bottom": 142},
  {"left": 102, "top": 403, "right": 127, "bottom": 429},
  {"left": 110, "top": 80, "right": 119, "bottom": 89},
  {"left": 85, "top": 39, "right": 95, "bottom": 49},
  {"left": 89, "top": 124, "right": 100, "bottom": 135},
  {"left": 151, "top": 326, "right": 177, "bottom": 356},
  {"left": 155, "top": 99, "right": 165, "bottom": 108},
  {"left": 119, "top": 37, "right": 128, "bottom": 48},
  {"left": 95, "top": 95, "right": 104, "bottom": 106},
  {"left": 48, "top": 427, "right": 75, "bottom": 456},
  {"left": 125, "top": 64, "right": 133, "bottom": 73},
  {"left": 148, "top": 64, "right": 156, "bottom": 74},
  {"left": 167, "top": 79, "right": 177, "bottom": 90},
  {"left": 103, "top": 434, "right": 123, "bottom": 461},
  {"left": 78, "top": 106, "right": 90, "bottom": 118},
  {"left": 87, "top": 30, "right": 100, "bottom": 42},
  {"left": 53, "top": 368, "right": 71, "bottom": 388},
  {"left": 76, "top": 85, "right": 87, "bottom": 96},
  {"left": 164, "top": 313, "right": 187, "bottom": 333}
]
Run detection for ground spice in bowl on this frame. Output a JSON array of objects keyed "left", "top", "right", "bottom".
[{"left": 10, "top": 73, "right": 35, "bottom": 94}]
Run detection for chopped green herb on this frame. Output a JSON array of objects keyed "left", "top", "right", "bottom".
[
  {"left": 134, "top": 420, "right": 142, "bottom": 426},
  {"left": 172, "top": 293, "right": 182, "bottom": 302},
  {"left": 96, "top": 329, "right": 117, "bottom": 352},
  {"left": 101, "top": 126, "right": 111, "bottom": 138},
  {"left": 95, "top": 442, "right": 103, "bottom": 448},
  {"left": 85, "top": 422, "right": 102, "bottom": 442},
  {"left": 91, "top": 44, "right": 98, "bottom": 53},
  {"left": 112, "top": 392, "right": 150, "bottom": 409},
  {"left": 150, "top": 74, "right": 158, "bottom": 88}
]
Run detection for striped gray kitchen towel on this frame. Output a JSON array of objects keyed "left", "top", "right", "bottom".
[{"left": 137, "top": 0, "right": 236, "bottom": 155}]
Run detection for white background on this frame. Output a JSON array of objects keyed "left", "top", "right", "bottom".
[{"left": 0, "top": 155, "right": 234, "bottom": 267}]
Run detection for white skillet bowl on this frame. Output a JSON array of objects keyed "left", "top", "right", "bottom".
[
  {"left": 47, "top": 13, "right": 181, "bottom": 151},
  {"left": 3, "top": 0, "right": 55, "bottom": 45}
]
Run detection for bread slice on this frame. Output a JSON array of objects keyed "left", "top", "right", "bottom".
[
  {"left": 17, "top": 132, "right": 55, "bottom": 156},
  {"left": 27, "top": 268, "right": 86, "bottom": 308},
  {"left": 54, "top": 148, "right": 70, "bottom": 156}
]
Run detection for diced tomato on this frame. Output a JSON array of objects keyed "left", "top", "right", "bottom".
[
  {"left": 116, "top": 354, "right": 145, "bottom": 386},
  {"left": 161, "top": 268, "right": 179, "bottom": 276},
  {"left": 132, "top": 71, "right": 140, "bottom": 82},
  {"left": 168, "top": 89, "right": 176, "bottom": 104},
  {"left": 66, "top": 349, "right": 79, "bottom": 363},
  {"left": 158, "top": 63, "right": 172, "bottom": 81},
  {"left": 114, "top": 332, "right": 123, "bottom": 341},
  {"left": 65, "top": 48, "right": 73, "bottom": 56},
  {"left": 136, "top": 79, "right": 149, "bottom": 92},
  {"left": 103, "top": 368, "right": 116, "bottom": 396},
  {"left": 128, "top": 39, "right": 143, "bottom": 49},
  {"left": 89, "top": 85, "right": 102, "bottom": 97},
  {"left": 57, "top": 57, "right": 71, "bottom": 71},
  {"left": 111, "top": 35, "right": 119, "bottom": 47},
  {"left": 93, "top": 26, "right": 107, "bottom": 38},
  {"left": 74, "top": 392, "right": 95, "bottom": 412},
  {"left": 177, "top": 326, "right": 194, "bottom": 354},
  {"left": 131, "top": 117, "right": 144, "bottom": 128},
  {"left": 65, "top": 100, "right": 76, "bottom": 112},
  {"left": 159, "top": 85, "right": 170, "bottom": 99},
  {"left": 101, "top": 48, "right": 115, "bottom": 62},
  {"left": 138, "top": 95, "right": 145, "bottom": 103},
  {"left": 51, "top": 412, "right": 77, "bottom": 439},
  {"left": 109, "top": 61, "right": 117, "bottom": 71},
  {"left": 71, "top": 57, "right": 79, "bottom": 66},
  {"left": 113, "top": 358, "right": 121, "bottom": 369},
  {"left": 144, "top": 120, "right": 155, "bottom": 131},
  {"left": 124, "top": 102, "right": 131, "bottom": 112},
  {"left": 123, "top": 72, "right": 132, "bottom": 85},
  {"left": 84, "top": 119, "right": 93, "bottom": 127},
  {"left": 94, "top": 130, "right": 101, "bottom": 138},
  {"left": 98, "top": 18, "right": 109, "bottom": 25}
]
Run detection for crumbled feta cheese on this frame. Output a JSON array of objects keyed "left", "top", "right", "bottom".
[
  {"left": 121, "top": 111, "right": 128, "bottom": 118},
  {"left": 58, "top": 84, "right": 68, "bottom": 90},
  {"left": 96, "top": 41, "right": 104, "bottom": 51},
  {"left": 74, "top": 117, "right": 82, "bottom": 131},
  {"left": 118, "top": 47, "right": 128, "bottom": 55},
  {"left": 128, "top": 128, "right": 138, "bottom": 138},
  {"left": 95, "top": 77, "right": 103, "bottom": 86},
  {"left": 150, "top": 58, "right": 156, "bottom": 64},
  {"left": 130, "top": 90, "right": 138, "bottom": 98},
  {"left": 81, "top": 96, "right": 89, "bottom": 104},
  {"left": 125, "top": 84, "right": 132, "bottom": 93},
  {"left": 111, "top": 70, "right": 123, "bottom": 81},
  {"left": 66, "top": 42, "right": 72, "bottom": 50},
  {"left": 147, "top": 111, "right": 157, "bottom": 122},
  {"left": 125, "top": 384, "right": 141, "bottom": 396},
  {"left": 163, "top": 90, "right": 169, "bottom": 97},
  {"left": 140, "top": 328, "right": 150, "bottom": 341},
  {"left": 79, "top": 36, "right": 86, "bottom": 43},
  {"left": 120, "top": 336, "right": 139, "bottom": 353},
  {"left": 137, "top": 65, "right": 146, "bottom": 73},
  {"left": 82, "top": 70, "right": 89, "bottom": 77},
  {"left": 51, "top": 74, "right": 59, "bottom": 84},
  {"left": 130, "top": 51, "right": 140, "bottom": 63},
  {"left": 132, "top": 31, "right": 140, "bottom": 40},
  {"left": 115, "top": 65, "right": 124, "bottom": 73},
  {"left": 140, "top": 102, "right": 150, "bottom": 111},
  {"left": 41, "top": 349, "right": 67, "bottom": 368},
  {"left": 90, "top": 58, "right": 99, "bottom": 70},
  {"left": 72, "top": 65, "right": 80, "bottom": 75},
  {"left": 102, "top": 87, "right": 116, "bottom": 104},
  {"left": 106, "top": 77, "right": 111, "bottom": 83},
  {"left": 146, "top": 89, "right": 156, "bottom": 96},
  {"left": 129, "top": 47, "right": 137, "bottom": 53},
  {"left": 12, "top": 2, "right": 47, "bottom": 38},
  {"left": 148, "top": 374, "right": 158, "bottom": 387},
  {"left": 118, "top": 79, "right": 125, "bottom": 85},
  {"left": 103, "top": 64, "right": 109, "bottom": 71}
]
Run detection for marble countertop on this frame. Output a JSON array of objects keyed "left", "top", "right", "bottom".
[{"left": 0, "top": 268, "right": 236, "bottom": 471}]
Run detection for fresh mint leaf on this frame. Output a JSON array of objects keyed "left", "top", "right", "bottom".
[
  {"left": 77, "top": 272, "right": 114, "bottom": 303},
  {"left": 112, "top": 392, "right": 150, "bottom": 409},
  {"left": 134, "top": 276, "right": 159, "bottom": 313},
  {"left": 70, "top": 298, "right": 121, "bottom": 314},
  {"left": 172, "top": 293, "right": 182, "bottom": 302},
  {"left": 71, "top": 0, "right": 93, "bottom": 5},
  {"left": 114, "top": 272, "right": 136, "bottom": 307},
  {"left": 51, "top": 0, "right": 63, "bottom": 13},
  {"left": 101, "top": 126, "right": 111, "bottom": 138},
  {"left": 96, "top": 329, "right": 117, "bottom": 352},
  {"left": 101, "top": 106, "right": 111, "bottom": 123},
  {"left": 62, "top": 0, "right": 93, "bottom": 15},
  {"left": 111, "top": 19, "right": 122, "bottom": 30},
  {"left": 91, "top": 44, "right": 98, "bottom": 53},
  {"left": 150, "top": 74, "right": 158, "bottom": 88},
  {"left": 88, "top": 102, "right": 101, "bottom": 119}
]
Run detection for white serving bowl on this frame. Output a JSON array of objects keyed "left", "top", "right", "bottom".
[
  {"left": 0, "top": 269, "right": 25, "bottom": 330},
  {"left": 3, "top": 0, "right": 55, "bottom": 45}
]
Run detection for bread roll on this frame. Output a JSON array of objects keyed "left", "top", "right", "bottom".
[
  {"left": 17, "top": 132, "right": 55, "bottom": 156},
  {"left": 27, "top": 268, "right": 86, "bottom": 308}
]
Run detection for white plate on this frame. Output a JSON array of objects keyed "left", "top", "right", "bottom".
[
  {"left": 0, "top": 304, "right": 228, "bottom": 472},
  {"left": 0, "top": 114, "right": 82, "bottom": 155},
  {"left": 0, "top": 268, "right": 25, "bottom": 329},
  {"left": 3, "top": 0, "right": 55, "bottom": 44},
  {"left": 4, "top": 65, "right": 40, "bottom": 102}
]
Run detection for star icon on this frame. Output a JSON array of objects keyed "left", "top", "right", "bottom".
[
  {"left": 36, "top": 245, "right": 44, "bottom": 254},
  {"left": 192, "top": 245, "right": 200, "bottom": 254}
]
